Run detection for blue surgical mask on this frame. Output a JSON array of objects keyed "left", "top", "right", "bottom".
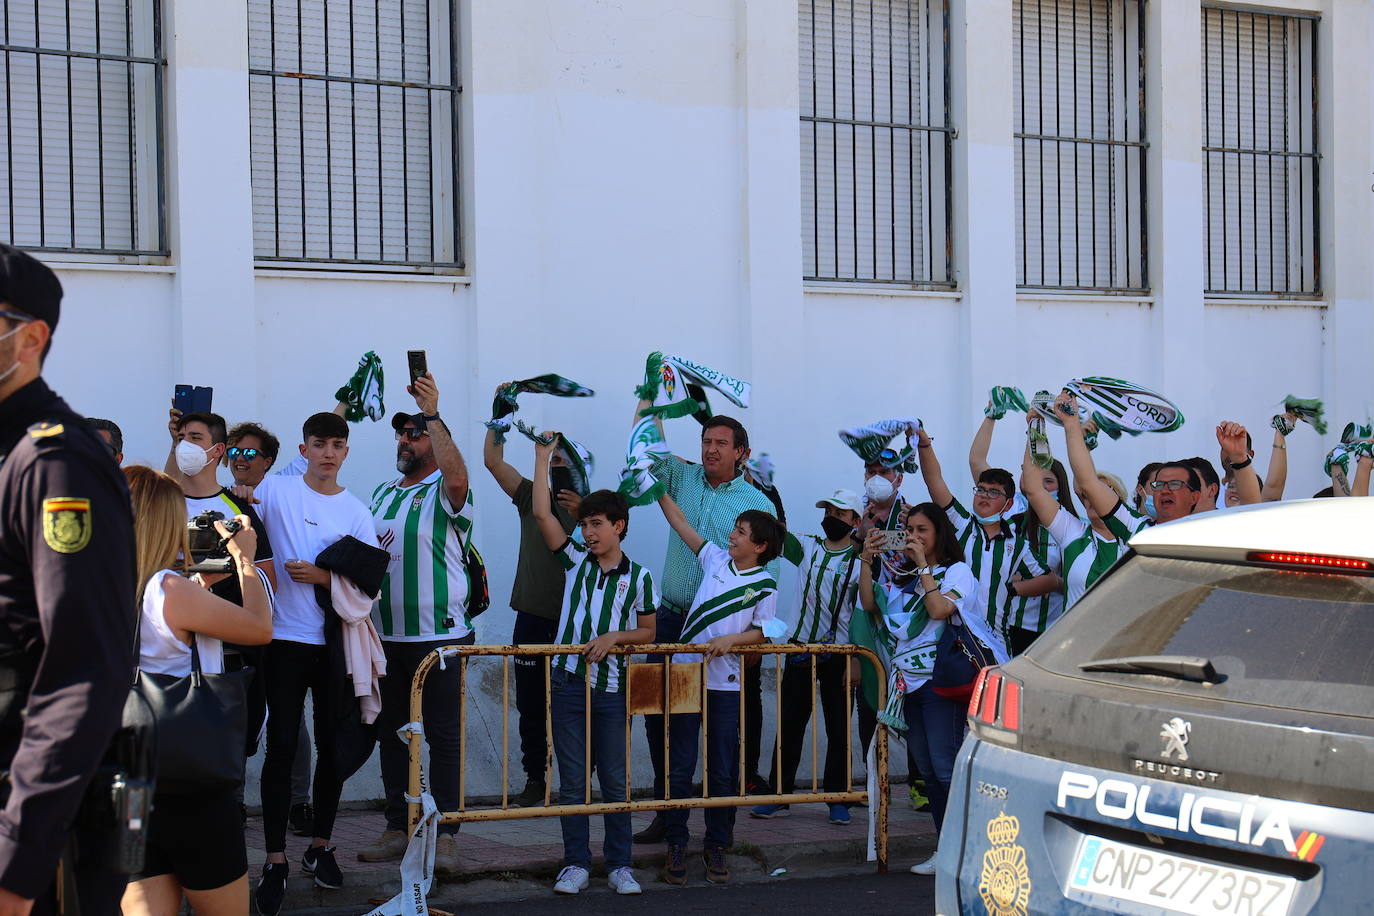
[
  {"left": 1142, "top": 495, "right": 1157, "bottom": 519},
  {"left": 973, "top": 511, "right": 1003, "bottom": 525}
]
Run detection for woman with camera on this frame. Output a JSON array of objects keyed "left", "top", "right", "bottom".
[{"left": 120, "top": 466, "right": 273, "bottom": 916}]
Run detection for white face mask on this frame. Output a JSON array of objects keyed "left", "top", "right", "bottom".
[
  {"left": 864, "top": 475, "right": 895, "bottom": 504},
  {"left": 175, "top": 439, "right": 213, "bottom": 476},
  {"left": 0, "top": 320, "right": 29, "bottom": 384}
]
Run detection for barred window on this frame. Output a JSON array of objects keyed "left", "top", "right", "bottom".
[
  {"left": 1014, "top": 0, "right": 1147, "bottom": 292},
  {"left": 248, "top": 0, "right": 462, "bottom": 269},
  {"left": 1203, "top": 8, "right": 1317, "bottom": 296},
  {"left": 800, "top": 0, "right": 952, "bottom": 287},
  {"left": 0, "top": 0, "right": 166, "bottom": 257}
]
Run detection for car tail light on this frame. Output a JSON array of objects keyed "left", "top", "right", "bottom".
[
  {"left": 1248, "top": 550, "right": 1374, "bottom": 574},
  {"left": 968, "top": 666, "right": 1021, "bottom": 733}
]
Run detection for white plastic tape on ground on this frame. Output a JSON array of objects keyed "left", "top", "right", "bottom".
[
  {"left": 866, "top": 732, "right": 878, "bottom": 862},
  {"left": 362, "top": 792, "right": 439, "bottom": 916}
]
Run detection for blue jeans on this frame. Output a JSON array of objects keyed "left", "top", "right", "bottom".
[
  {"left": 902, "top": 682, "right": 966, "bottom": 832},
  {"left": 550, "top": 668, "right": 631, "bottom": 870},
  {"left": 642, "top": 605, "right": 686, "bottom": 798},
  {"left": 662, "top": 689, "right": 740, "bottom": 850}
]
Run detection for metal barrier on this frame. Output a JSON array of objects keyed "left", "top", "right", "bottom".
[{"left": 404, "top": 642, "right": 890, "bottom": 873}]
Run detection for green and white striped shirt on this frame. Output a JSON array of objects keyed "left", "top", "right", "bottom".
[
  {"left": 1103, "top": 499, "right": 1153, "bottom": 543},
  {"left": 1004, "top": 520, "right": 1064, "bottom": 634},
  {"left": 679, "top": 542, "right": 778, "bottom": 691},
  {"left": 1046, "top": 510, "right": 1123, "bottom": 608},
  {"left": 370, "top": 471, "right": 476, "bottom": 641},
  {"left": 945, "top": 498, "right": 1046, "bottom": 650},
  {"left": 872, "top": 562, "right": 975, "bottom": 692},
  {"left": 552, "top": 539, "right": 658, "bottom": 693},
  {"left": 781, "top": 533, "right": 861, "bottom": 645}
]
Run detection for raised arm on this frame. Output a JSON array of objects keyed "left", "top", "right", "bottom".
[
  {"left": 1261, "top": 417, "right": 1291, "bottom": 502},
  {"left": 1352, "top": 450, "right": 1372, "bottom": 498},
  {"left": 410, "top": 373, "right": 469, "bottom": 509},
  {"left": 1057, "top": 391, "right": 1117, "bottom": 518},
  {"left": 163, "top": 402, "right": 183, "bottom": 480},
  {"left": 857, "top": 529, "right": 885, "bottom": 612},
  {"left": 969, "top": 415, "right": 996, "bottom": 480},
  {"left": 483, "top": 384, "right": 525, "bottom": 498},
  {"left": 1217, "top": 422, "right": 1261, "bottom": 506},
  {"left": 916, "top": 426, "right": 953, "bottom": 507},
  {"left": 1020, "top": 437, "right": 1062, "bottom": 527},
  {"left": 655, "top": 490, "right": 705, "bottom": 554},
  {"left": 531, "top": 435, "right": 571, "bottom": 550},
  {"left": 164, "top": 517, "right": 273, "bottom": 645}
]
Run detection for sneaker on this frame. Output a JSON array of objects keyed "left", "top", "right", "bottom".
[
  {"left": 634, "top": 815, "right": 666, "bottom": 844},
  {"left": 357, "top": 829, "right": 408, "bottom": 863},
  {"left": 254, "top": 863, "right": 287, "bottom": 916},
  {"left": 909, "top": 853, "right": 938, "bottom": 876},
  {"left": 434, "top": 834, "right": 460, "bottom": 878},
  {"left": 289, "top": 802, "right": 315, "bottom": 837},
  {"left": 608, "top": 866, "right": 642, "bottom": 895},
  {"left": 909, "top": 783, "right": 931, "bottom": 812},
  {"left": 661, "top": 844, "right": 688, "bottom": 885},
  {"left": 514, "top": 779, "right": 546, "bottom": 808},
  {"left": 745, "top": 772, "right": 768, "bottom": 795},
  {"left": 553, "top": 865, "right": 590, "bottom": 895},
  {"left": 302, "top": 845, "right": 343, "bottom": 889},
  {"left": 750, "top": 804, "right": 791, "bottom": 819},
  {"left": 702, "top": 847, "right": 730, "bottom": 884},
  {"left": 828, "top": 803, "right": 851, "bottom": 825}
]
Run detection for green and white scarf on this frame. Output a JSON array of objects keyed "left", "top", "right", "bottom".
[
  {"left": 985, "top": 386, "right": 1030, "bottom": 420},
  {"left": 486, "top": 373, "right": 595, "bottom": 444},
  {"left": 1273, "top": 395, "right": 1326, "bottom": 436},
  {"left": 617, "top": 414, "right": 671, "bottom": 506},
  {"left": 1032, "top": 377, "right": 1184, "bottom": 440},
  {"left": 1027, "top": 411, "right": 1054, "bottom": 470},
  {"left": 633, "top": 351, "right": 751, "bottom": 423},
  {"left": 838, "top": 418, "right": 922, "bottom": 472},
  {"left": 334, "top": 351, "right": 386, "bottom": 423},
  {"left": 511, "top": 420, "right": 595, "bottom": 497},
  {"left": 743, "top": 452, "right": 776, "bottom": 492},
  {"left": 1340, "top": 421, "right": 1372, "bottom": 445}
]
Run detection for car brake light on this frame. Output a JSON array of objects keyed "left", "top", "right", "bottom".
[
  {"left": 1248, "top": 551, "right": 1374, "bottom": 573},
  {"left": 969, "top": 666, "right": 1022, "bottom": 733},
  {"left": 968, "top": 667, "right": 991, "bottom": 718},
  {"left": 1001, "top": 680, "right": 1020, "bottom": 731},
  {"left": 978, "top": 671, "right": 1001, "bottom": 723}
]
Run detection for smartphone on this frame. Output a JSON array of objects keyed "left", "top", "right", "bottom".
[
  {"left": 878, "top": 529, "right": 908, "bottom": 551},
  {"left": 407, "top": 350, "right": 428, "bottom": 385},
  {"left": 173, "top": 385, "right": 213, "bottom": 414}
]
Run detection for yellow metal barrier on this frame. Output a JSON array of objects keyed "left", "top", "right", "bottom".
[{"left": 404, "top": 642, "right": 890, "bottom": 873}]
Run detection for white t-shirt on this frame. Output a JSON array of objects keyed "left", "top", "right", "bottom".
[
  {"left": 254, "top": 472, "right": 378, "bottom": 645},
  {"left": 678, "top": 542, "right": 778, "bottom": 691},
  {"left": 139, "top": 569, "right": 224, "bottom": 676}
]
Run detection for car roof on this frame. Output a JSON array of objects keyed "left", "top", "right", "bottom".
[{"left": 1130, "top": 497, "right": 1374, "bottom": 560}]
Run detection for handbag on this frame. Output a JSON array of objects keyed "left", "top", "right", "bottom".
[
  {"left": 122, "top": 606, "right": 251, "bottom": 796},
  {"left": 930, "top": 616, "right": 994, "bottom": 702}
]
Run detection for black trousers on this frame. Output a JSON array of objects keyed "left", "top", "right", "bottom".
[
  {"left": 744, "top": 659, "right": 763, "bottom": 781},
  {"left": 512, "top": 611, "right": 559, "bottom": 782},
  {"left": 766, "top": 654, "right": 852, "bottom": 794},
  {"left": 260, "top": 640, "right": 342, "bottom": 854},
  {"left": 1008, "top": 626, "right": 1039, "bottom": 657}
]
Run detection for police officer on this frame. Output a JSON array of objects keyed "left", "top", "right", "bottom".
[{"left": 0, "top": 245, "right": 135, "bottom": 915}]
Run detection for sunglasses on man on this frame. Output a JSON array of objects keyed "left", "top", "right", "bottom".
[
  {"left": 227, "top": 447, "right": 264, "bottom": 460},
  {"left": 395, "top": 428, "right": 430, "bottom": 441}
]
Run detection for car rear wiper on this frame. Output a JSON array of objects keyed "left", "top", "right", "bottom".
[{"left": 1079, "top": 655, "right": 1219, "bottom": 683}]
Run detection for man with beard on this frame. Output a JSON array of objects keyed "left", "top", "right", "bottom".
[{"left": 356, "top": 371, "right": 475, "bottom": 878}]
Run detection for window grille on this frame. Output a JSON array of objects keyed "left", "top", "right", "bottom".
[
  {"left": 0, "top": 0, "right": 166, "bottom": 257},
  {"left": 248, "top": 0, "right": 461, "bottom": 268},
  {"left": 800, "top": 0, "right": 953, "bottom": 287},
  {"left": 1202, "top": 7, "right": 1317, "bottom": 296},
  {"left": 1014, "top": 0, "right": 1146, "bottom": 292}
]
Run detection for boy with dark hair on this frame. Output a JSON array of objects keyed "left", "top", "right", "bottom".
[
  {"left": 654, "top": 493, "right": 780, "bottom": 886},
  {"left": 86, "top": 417, "right": 123, "bottom": 463},
  {"left": 530, "top": 435, "right": 657, "bottom": 897},
  {"left": 246, "top": 411, "right": 379, "bottom": 914}
]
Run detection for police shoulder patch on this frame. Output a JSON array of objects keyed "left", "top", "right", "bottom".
[
  {"left": 42, "top": 497, "right": 92, "bottom": 553},
  {"left": 28, "top": 422, "right": 65, "bottom": 440}
]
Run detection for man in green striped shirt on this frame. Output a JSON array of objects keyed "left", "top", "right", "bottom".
[{"left": 361, "top": 373, "right": 475, "bottom": 876}]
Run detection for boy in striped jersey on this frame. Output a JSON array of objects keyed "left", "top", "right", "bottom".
[
  {"left": 654, "top": 491, "right": 783, "bottom": 886},
  {"left": 531, "top": 435, "right": 657, "bottom": 897}
]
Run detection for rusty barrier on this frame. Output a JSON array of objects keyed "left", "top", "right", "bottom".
[{"left": 404, "top": 642, "right": 890, "bottom": 873}]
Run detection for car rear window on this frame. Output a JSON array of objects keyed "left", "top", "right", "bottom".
[{"left": 1029, "top": 555, "right": 1374, "bottom": 719}]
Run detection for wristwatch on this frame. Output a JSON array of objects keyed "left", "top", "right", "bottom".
[{"left": 422, "top": 412, "right": 441, "bottom": 423}]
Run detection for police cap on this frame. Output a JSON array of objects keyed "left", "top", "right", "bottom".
[{"left": 0, "top": 244, "right": 62, "bottom": 331}]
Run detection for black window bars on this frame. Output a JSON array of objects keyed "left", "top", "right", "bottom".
[
  {"left": 1202, "top": 7, "right": 1318, "bottom": 297},
  {"left": 0, "top": 0, "right": 167, "bottom": 257},
  {"left": 1014, "top": 0, "right": 1147, "bottom": 293},
  {"left": 248, "top": 0, "right": 462, "bottom": 269},
  {"left": 800, "top": 0, "right": 953, "bottom": 288}
]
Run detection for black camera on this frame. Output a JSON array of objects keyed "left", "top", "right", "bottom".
[{"left": 186, "top": 510, "right": 243, "bottom": 575}]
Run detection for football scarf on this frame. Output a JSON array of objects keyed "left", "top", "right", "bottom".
[
  {"left": 486, "top": 373, "right": 595, "bottom": 444},
  {"left": 839, "top": 418, "right": 923, "bottom": 472},
  {"left": 334, "top": 351, "right": 385, "bottom": 423},
  {"left": 634, "top": 351, "right": 751, "bottom": 423},
  {"left": 617, "top": 414, "right": 672, "bottom": 506},
  {"left": 1272, "top": 395, "right": 1327, "bottom": 436},
  {"left": 743, "top": 452, "right": 776, "bottom": 492},
  {"left": 511, "top": 420, "right": 595, "bottom": 497},
  {"left": 1028, "top": 411, "right": 1054, "bottom": 470},
  {"left": 985, "top": 385, "right": 1030, "bottom": 420},
  {"left": 1032, "top": 377, "right": 1184, "bottom": 440}
]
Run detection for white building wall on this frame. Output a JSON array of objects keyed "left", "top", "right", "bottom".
[{"left": 32, "top": 0, "right": 1374, "bottom": 802}]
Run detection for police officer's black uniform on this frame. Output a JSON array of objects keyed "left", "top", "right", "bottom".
[{"left": 0, "top": 246, "right": 135, "bottom": 913}]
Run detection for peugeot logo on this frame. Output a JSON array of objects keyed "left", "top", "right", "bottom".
[{"left": 1160, "top": 717, "right": 1192, "bottom": 762}]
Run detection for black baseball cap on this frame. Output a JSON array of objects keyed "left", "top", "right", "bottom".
[
  {"left": 0, "top": 244, "right": 62, "bottom": 331},
  {"left": 390, "top": 411, "right": 425, "bottom": 431}
]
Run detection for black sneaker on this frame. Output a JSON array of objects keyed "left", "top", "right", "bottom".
[
  {"left": 289, "top": 802, "right": 315, "bottom": 837},
  {"left": 254, "top": 863, "right": 288, "bottom": 916},
  {"left": 513, "top": 779, "right": 545, "bottom": 808},
  {"left": 633, "top": 815, "right": 666, "bottom": 844},
  {"left": 302, "top": 845, "right": 343, "bottom": 889}
]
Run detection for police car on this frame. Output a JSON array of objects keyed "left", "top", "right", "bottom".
[{"left": 935, "top": 498, "right": 1374, "bottom": 916}]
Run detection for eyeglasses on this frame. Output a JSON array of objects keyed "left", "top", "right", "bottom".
[
  {"left": 1149, "top": 479, "right": 1196, "bottom": 492},
  {"left": 395, "top": 428, "right": 429, "bottom": 441},
  {"left": 226, "top": 447, "right": 263, "bottom": 460},
  {"left": 973, "top": 486, "right": 1009, "bottom": 500}
]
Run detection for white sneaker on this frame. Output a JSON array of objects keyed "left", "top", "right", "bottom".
[
  {"left": 553, "top": 865, "right": 590, "bottom": 894},
  {"left": 608, "top": 867, "right": 643, "bottom": 895},
  {"left": 909, "top": 854, "right": 938, "bottom": 876}
]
